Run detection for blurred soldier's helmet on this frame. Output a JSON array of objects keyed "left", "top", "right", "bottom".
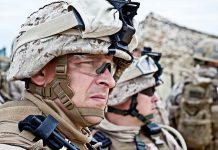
[
  {"left": 193, "top": 38, "right": 218, "bottom": 64},
  {"left": 0, "top": 56, "right": 10, "bottom": 72},
  {"left": 8, "top": 0, "right": 138, "bottom": 81},
  {"left": 108, "top": 55, "right": 159, "bottom": 106}
]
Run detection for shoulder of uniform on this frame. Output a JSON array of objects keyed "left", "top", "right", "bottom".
[
  {"left": 0, "top": 99, "right": 36, "bottom": 108},
  {"left": 0, "top": 144, "right": 25, "bottom": 150}
]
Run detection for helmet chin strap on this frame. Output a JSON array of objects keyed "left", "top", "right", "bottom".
[
  {"left": 107, "top": 94, "right": 154, "bottom": 124},
  {"left": 26, "top": 55, "right": 104, "bottom": 127}
]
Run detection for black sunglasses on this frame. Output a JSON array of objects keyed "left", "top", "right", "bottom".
[{"left": 140, "top": 87, "right": 155, "bottom": 97}]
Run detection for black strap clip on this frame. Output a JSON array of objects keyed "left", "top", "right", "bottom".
[
  {"left": 141, "top": 122, "right": 162, "bottom": 135},
  {"left": 93, "top": 131, "right": 112, "bottom": 148}
]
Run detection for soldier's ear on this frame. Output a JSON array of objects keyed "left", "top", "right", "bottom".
[
  {"left": 31, "top": 59, "right": 57, "bottom": 86},
  {"left": 31, "top": 70, "right": 46, "bottom": 86}
]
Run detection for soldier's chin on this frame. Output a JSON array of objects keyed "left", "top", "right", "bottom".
[{"left": 84, "top": 116, "right": 103, "bottom": 125}]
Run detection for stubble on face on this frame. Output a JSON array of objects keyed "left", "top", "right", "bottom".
[{"left": 65, "top": 54, "right": 115, "bottom": 125}]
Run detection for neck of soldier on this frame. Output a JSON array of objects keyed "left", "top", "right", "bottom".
[{"left": 54, "top": 98, "right": 83, "bottom": 130}]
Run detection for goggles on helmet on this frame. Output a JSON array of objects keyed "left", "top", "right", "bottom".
[
  {"left": 117, "top": 55, "right": 158, "bottom": 84},
  {"left": 107, "top": 0, "right": 140, "bottom": 62},
  {"left": 141, "top": 47, "right": 163, "bottom": 85},
  {"left": 136, "top": 56, "right": 158, "bottom": 75}
]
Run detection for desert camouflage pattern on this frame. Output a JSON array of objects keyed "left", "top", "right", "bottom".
[
  {"left": 97, "top": 118, "right": 182, "bottom": 150},
  {"left": 168, "top": 75, "right": 218, "bottom": 149},
  {"left": 167, "top": 39, "right": 218, "bottom": 150},
  {"left": 0, "top": 56, "right": 10, "bottom": 72},
  {"left": 108, "top": 55, "right": 158, "bottom": 106},
  {"left": 8, "top": 0, "right": 137, "bottom": 81},
  {"left": 136, "top": 13, "right": 218, "bottom": 102},
  {"left": 0, "top": 73, "right": 25, "bottom": 104},
  {"left": 194, "top": 38, "right": 218, "bottom": 63},
  {"left": 0, "top": 72, "right": 8, "bottom": 104},
  {"left": 109, "top": 75, "right": 156, "bottom": 106},
  {"left": 0, "top": 56, "right": 24, "bottom": 104}
]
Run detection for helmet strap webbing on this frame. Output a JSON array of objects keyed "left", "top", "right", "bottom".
[
  {"left": 26, "top": 55, "right": 104, "bottom": 127},
  {"left": 107, "top": 94, "right": 154, "bottom": 124}
]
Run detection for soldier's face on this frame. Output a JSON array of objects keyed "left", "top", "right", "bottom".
[
  {"left": 137, "top": 93, "right": 158, "bottom": 117},
  {"left": 67, "top": 54, "right": 116, "bottom": 125},
  {"left": 107, "top": 92, "right": 159, "bottom": 126}
]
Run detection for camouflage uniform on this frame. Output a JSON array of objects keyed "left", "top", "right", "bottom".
[
  {"left": 93, "top": 55, "right": 185, "bottom": 150},
  {"left": 168, "top": 38, "right": 218, "bottom": 150},
  {"left": 0, "top": 0, "right": 139, "bottom": 149},
  {"left": 0, "top": 56, "right": 24, "bottom": 104}
]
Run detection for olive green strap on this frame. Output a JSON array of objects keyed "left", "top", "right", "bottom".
[
  {"left": 27, "top": 55, "right": 74, "bottom": 100},
  {"left": 27, "top": 82, "right": 56, "bottom": 99}
]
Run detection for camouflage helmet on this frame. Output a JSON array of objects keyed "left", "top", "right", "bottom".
[
  {"left": 7, "top": 0, "right": 138, "bottom": 81},
  {"left": 108, "top": 55, "right": 159, "bottom": 106},
  {"left": 0, "top": 56, "right": 10, "bottom": 72},
  {"left": 193, "top": 38, "right": 218, "bottom": 64}
]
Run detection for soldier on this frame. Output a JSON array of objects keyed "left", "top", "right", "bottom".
[
  {"left": 93, "top": 54, "right": 186, "bottom": 149},
  {"left": 0, "top": 56, "right": 24, "bottom": 104},
  {"left": 0, "top": 0, "right": 139, "bottom": 149},
  {"left": 168, "top": 38, "right": 218, "bottom": 150},
  {"left": 0, "top": 56, "right": 11, "bottom": 104},
  {"left": 138, "top": 46, "right": 170, "bottom": 125}
]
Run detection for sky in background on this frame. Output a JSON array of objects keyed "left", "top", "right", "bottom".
[{"left": 1, "top": 0, "right": 218, "bottom": 56}]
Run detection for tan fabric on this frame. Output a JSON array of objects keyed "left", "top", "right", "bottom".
[
  {"left": 108, "top": 55, "right": 158, "bottom": 106},
  {"left": 97, "top": 118, "right": 181, "bottom": 150},
  {"left": 9, "top": 80, "right": 25, "bottom": 101},
  {"left": 0, "top": 100, "right": 49, "bottom": 149},
  {"left": 0, "top": 91, "right": 94, "bottom": 150},
  {"left": 104, "top": 134, "right": 158, "bottom": 150},
  {"left": 194, "top": 38, "right": 218, "bottom": 64},
  {"left": 99, "top": 130, "right": 181, "bottom": 150},
  {"left": 97, "top": 119, "right": 140, "bottom": 142},
  {"left": 0, "top": 72, "right": 24, "bottom": 104},
  {"left": 8, "top": 1, "right": 137, "bottom": 81},
  {"left": 24, "top": 91, "right": 92, "bottom": 149},
  {"left": 108, "top": 75, "right": 156, "bottom": 106},
  {"left": 0, "top": 144, "right": 25, "bottom": 150},
  {"left": 168, "top": 71, "right": 218, "bottom": 150}
]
